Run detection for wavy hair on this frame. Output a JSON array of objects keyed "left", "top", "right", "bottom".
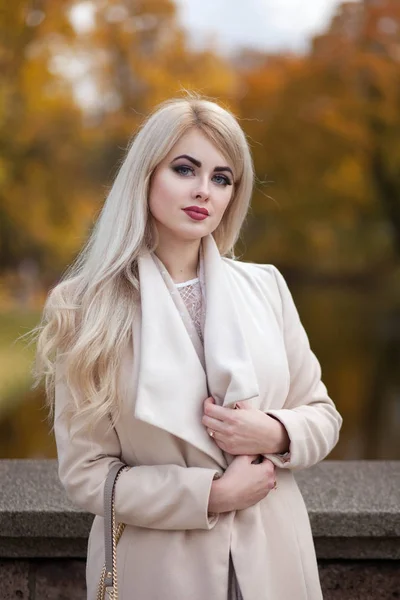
[{"left": 29, "top": 93, "right": 255, "bottom": 437}]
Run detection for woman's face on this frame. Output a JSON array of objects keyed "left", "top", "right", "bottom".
[{"left": 148, "top": 128, "right": 235, "bottom": 243}]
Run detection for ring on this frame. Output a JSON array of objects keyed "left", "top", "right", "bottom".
[{"left": 209, "top": 430, "right": 215, "bottom": 438}]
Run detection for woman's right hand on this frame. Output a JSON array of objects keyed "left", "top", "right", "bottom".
[{"left": 208, "top": 454, "right": 276, "bottom": 514}]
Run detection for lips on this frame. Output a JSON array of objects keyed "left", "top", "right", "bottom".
[{"left": 183, "top": 206, "right": 209, "bottom": 216}]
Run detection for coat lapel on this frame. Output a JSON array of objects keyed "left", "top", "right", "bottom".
[
  {"left": 133, "top": 234, "right": 260, "bottom": 467},
  {"left": 134, "top": 248, "right": 225, "bottom": 467},
  {"left": 202, "top": 234, "right": 260, "bottom": 408}
]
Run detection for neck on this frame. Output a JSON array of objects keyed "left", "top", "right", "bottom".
[{"left": 153, "top": 230, "right": 202, "bottom": 284}]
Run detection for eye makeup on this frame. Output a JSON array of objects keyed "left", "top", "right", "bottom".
[
  {"left": 170, "top": 154, "right": 234, "bottom": 176},
  {"left": 171, "top": 164, "right": 232, "bottom": 186}
]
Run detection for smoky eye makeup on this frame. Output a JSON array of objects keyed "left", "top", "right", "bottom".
[
  {"left": 171, "top": 164, "right": 194, "bottom": 177},
  {"left": 171, "top": 163, "right": 233, "bottom": 186},
  {"left": 213, "top": 173, "right": 232, "bottom": 186},
  {"left": 172, "top": 163, "right": 192, "bottom": 171}
]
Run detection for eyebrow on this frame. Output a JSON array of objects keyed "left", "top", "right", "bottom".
[{"left": 171, "top": 154, "right": 234, "bottom": 177}]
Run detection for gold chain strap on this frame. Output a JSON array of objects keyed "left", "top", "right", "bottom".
[{"left": 97, "top": 467, "right": 129, "bottom": 600}]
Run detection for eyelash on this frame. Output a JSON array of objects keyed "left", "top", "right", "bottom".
[{"left": 172, "top": 165, "right": 232, "bottom": 187}]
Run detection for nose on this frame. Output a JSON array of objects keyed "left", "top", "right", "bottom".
[{"left": 192, "top": 177, "right": 210, "bottom": 201}]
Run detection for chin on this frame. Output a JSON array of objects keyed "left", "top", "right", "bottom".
[
  {"left": 177, "top": 228, "right": 209, "bottom": 242},
  {"left": 153, "top": 214, "right": 216, "bottom": 243},
  {"left": 167, "top": 222, "right": 212, "bottom": 241}
]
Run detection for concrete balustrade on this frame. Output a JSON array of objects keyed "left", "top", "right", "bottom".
[{"left": 0, "top": 460, "right": 399, "bottom": 599}]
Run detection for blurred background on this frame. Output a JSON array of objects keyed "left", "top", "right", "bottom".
[{"left": 1, "top": 0, "right": 399, "bottom": 460}]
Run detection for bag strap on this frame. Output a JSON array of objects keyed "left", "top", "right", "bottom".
[{"left": 103, "top": 463, "right": 128, "bottom": 590}]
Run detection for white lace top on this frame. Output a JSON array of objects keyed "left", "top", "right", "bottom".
[{"left": 174, "top": 277, "right": 204, "bottom": 343}]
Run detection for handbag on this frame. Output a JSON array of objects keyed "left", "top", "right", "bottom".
[{"left": 97, "top": 463, "right": 130, "bottom": 600}]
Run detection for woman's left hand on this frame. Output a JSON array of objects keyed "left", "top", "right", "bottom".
[{"left": 202, "top": 396, "right": 289, "bottom": 455}]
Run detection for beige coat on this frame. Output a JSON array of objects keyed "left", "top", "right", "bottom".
[{"left": 54, "top": 234, "right": 343, "bottom": 600}]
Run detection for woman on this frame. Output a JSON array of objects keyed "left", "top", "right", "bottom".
[{"left": 33, "top": 95, "right": 343, "bottom": 599}]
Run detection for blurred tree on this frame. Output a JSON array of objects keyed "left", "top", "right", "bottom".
[
  {"left": 0, "top": 0, "right": 237, "bottom": 282},
  {"left": 236, "top": 0, "right": 400, "bottom": 275},
  {"left": 76, "top": 0, "right": 237, "bottom": 179},
  {"left": 0, "top": 0, "right": 92, "bottom": 275},
  {"left": 313, "top": 0, "right": 400, "bottom": 258}
]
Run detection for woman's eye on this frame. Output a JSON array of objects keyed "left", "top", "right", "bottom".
[
  {"left": 213, "top": 174, "right": 231, "bottom": 186},
  {"left": 172, "top": 165, "right": 232, "bottom": 186},
  {"left": 173, "top": 165, "right": 193, "bottom": 176}
]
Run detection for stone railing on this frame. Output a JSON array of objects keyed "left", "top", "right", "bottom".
[{"left": 0, "top": 460, "right": 399, "bottom": 599}]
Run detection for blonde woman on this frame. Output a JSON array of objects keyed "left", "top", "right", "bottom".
[{"left": 33, "top": 95, "right": 343, "bottom": 600}]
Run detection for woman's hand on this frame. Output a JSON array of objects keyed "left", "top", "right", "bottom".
[
  {"left": 208, "top": 455, "right": 276, "bottom": 513},
  {"left": 202, "top": 397, "right": 290, "bottom": 455}
]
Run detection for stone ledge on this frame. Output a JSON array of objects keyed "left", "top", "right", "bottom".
[
  {"left": 0, "top": 459, "right": 399, "bottom": 559},
  {"left": 1, "top": 559, "right": 399, "bottom": 600}
]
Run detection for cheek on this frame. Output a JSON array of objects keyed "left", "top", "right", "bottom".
[
  {"left": 214, "top": 189, "right": 234, "bottom": 220},
  {"left": 148, "top": 171, "right": 174, "bottom": 216}
]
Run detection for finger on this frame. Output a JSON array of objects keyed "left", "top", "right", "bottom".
[
  {"left": 260, "top": 460, "right": 275, "bottom": 474},
  {"left": 251, "top": 455, "right": 264, "bottom": 465},
  {"left": 208, "top": 429, "right": 225, "bottom": 443},
  {"left": 204, "top": 401, "right": 233, "bottom": 422},
  {"left": 204, "top": 396, "right": 215, "bottom": 406},
  {"left": 202, "top": 414, "right": 228, "bottom": 433},
  {"left": 235, "top": 400, "right": 251, "bottom": 410},
  {"left": 243, "top": 454, "right": 259, "bottom": 463}
]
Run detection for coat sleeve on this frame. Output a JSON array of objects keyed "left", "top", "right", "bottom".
[
  {"left": 262, "top": 266, "right": 343, "bottom": 471},
  {"left": 54, "top": 358, "right": 220, "bottom": 531}
]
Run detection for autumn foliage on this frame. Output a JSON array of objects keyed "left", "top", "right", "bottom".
[{"left": 1, "top": 0, "right": 400, "bottom": 284}]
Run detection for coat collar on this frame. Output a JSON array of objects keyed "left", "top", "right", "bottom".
[{"left": 133, "top": 234, "right": 259, "bottom": 467}]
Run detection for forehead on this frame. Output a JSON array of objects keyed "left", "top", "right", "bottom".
[{"left": 165, "top": 128, "right": 232, "bottom": 167}]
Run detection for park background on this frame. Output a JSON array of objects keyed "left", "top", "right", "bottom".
[{"left": 1, "top": 0, "right": 399, "bottom": 460}]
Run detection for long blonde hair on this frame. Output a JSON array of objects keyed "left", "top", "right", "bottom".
[{"left": 30, "top": 94, "right": 255, "bottom": 436}]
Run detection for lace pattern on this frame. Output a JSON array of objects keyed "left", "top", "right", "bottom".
[{"left": 175, "top": 278, "right": 204, "bottom": 343}]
